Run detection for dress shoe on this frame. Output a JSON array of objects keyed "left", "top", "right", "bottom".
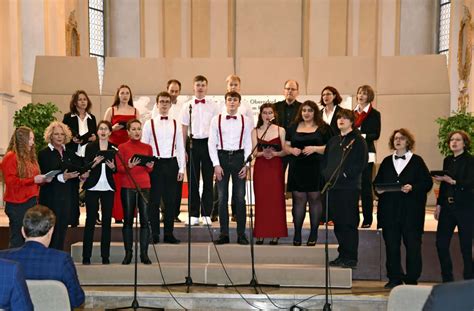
[
  {"left": 82, "top": 258, "right": 91, "bottom": 265},
  {"left": 185, "top": 216, "right": 200, "bottom": 226},
  {"left": 102, "top": 257, "right": 110, "bottom": 265},
  {"left": 122, "top": 252, "right": 132, "bottom": 265},
  {"left": 269, "top": 238, "right": 279, "bottom": 245},
  {"left": 211, "top": 215, "right": 218, "bottom": 222},
  {"left": 256, "top": 238, "right": 264, "bottom": 245},
  {"left": 214, "top": 235, "right": 230, "bottom": 245},
  {"left": 293, "top": 240, "right": 302, "bottom": 246},
  {"left": 341, "top": 259, "right": 357, "bottom": 269},
  {"left": 174, "top": 217, "right": 182, "bottom": 223},
  {"left": 115, "top": 219, "right": 123, "bottom": 224},
  {"left": 140, "top": 253, "right": 152, "bottom": 265},
  {"left": 307, "top": 232, "right": 317, "bottom": 246},
  {"left": 306, "top": 240, "right": 317, "bottom": 246},
  {"left": 237, "top": 235, "right": 249, "bottom": 245},
  {"left": 361, "top": 223, "right": 371, "bottom": 229},
  {"left": 329, "top": 257, "right": 344, "bottom": 267},
  {"left": 384, "top": 280, "right": 403, "bottom": 289},
  {"left": 163, "top": 235, "right": 181, "bottom": 244}
]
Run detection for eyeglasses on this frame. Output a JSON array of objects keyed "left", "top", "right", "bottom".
[{"left": 284, "top": 87, "right": 298, "bottom": 91}]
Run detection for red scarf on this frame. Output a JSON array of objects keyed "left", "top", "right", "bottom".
[{"left": 354, "top": 104, "right": 372, "bottom": 128}]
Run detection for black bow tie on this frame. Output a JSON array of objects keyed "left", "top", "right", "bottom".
[
  {"left": 226, "top": 115, "right": 237, "bottom": 120},
  {"left": 395, "top": 155, "right": 406, "bottom": 160},
  {"left": 160, "top": 116, "right": 168, "bottom": 120}
]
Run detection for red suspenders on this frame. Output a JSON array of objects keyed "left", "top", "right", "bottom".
[
  {"left": 218, "top": 114, "right": 244, "bottom": 150},
  {"left": 150, "top": 118, "right": 176, "bottom": 157}
]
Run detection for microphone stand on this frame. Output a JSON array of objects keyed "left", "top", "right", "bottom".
[
  {"left": 318, "top": 137, "right": 355, "bottom": 311},
  {"left": 106, "top": 147, "right": 163, "bottom": 311},
  {"left": 226, "top": 120, "right": 280, "bottom": 293}
]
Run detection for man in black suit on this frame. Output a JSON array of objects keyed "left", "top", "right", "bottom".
[
  {"left": 422, "top": 280, "right": 474, "bottom": 311},
  {"left": 273, "top": 80, "right": 302, "bottom": 173}
]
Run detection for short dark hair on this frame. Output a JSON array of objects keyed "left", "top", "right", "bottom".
[
  {"left": 193, "top": 75, "right": 208, "bottom": 84},
  {"left": 224, "top": 91, "right": 241, "bottom": 102},
  {"left": 357, "top": 85, "right": 375, "bottom": 104},
  {"left": 156, "top": 91, "right": 171, "bottom": 102},
  {"left": 69, "top": 90, "right": 92, "bottom": 114},
  {"left": 336, "top": 109, "right": 356, "bottom": 126},
  {"left": 167, "top": 79, "right": 181, "bottom": 90},
  {"left": 23, "top": 205, "right": 56, "bottom": 238},
  {"left": 320, "top": 86, "right": 342, "bottom": 106},
  {"left": 389, "top": 128, "right": 416, "bottom": 151},
  {"left": 126, "top": 119, "right": 141, "bottom": 130},
  {"left": 447, "top": 130, "right": 471, "bottom": 152},
  {"left": 97, "top": 120, "right": 113, "bottom": 132}
]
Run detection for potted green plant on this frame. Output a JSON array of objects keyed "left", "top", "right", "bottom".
[
  {"left": 13, "top": 102, "right": 60, "bottom": 152},
  {"left": 436, "top": 111, "right": 474, "bottom": 157}
]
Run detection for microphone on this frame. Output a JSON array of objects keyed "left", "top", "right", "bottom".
[
  {"left": 110, "top": 145, "right": 119, "bottom": 151},
  {"left": 343, "top": 138, "right": 355, "bottom": 151},
  {"left": 269, "top": 117, "right": 276, "bottom": 123}
]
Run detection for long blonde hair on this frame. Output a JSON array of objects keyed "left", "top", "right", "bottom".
[{"left": 7, "top": 126, "right": 38, "bottom": 178}]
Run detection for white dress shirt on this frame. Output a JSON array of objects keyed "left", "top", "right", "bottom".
[
  {"left": 180, "top": 96, "right": 219, "bottom": 139},
  {"left": 142, "top": 114, "right": 186, "bottom": 174},
  {"left": 322, "top": 106, "right": 335, "bottom": 126},
  {"left": 208, "top": 112, "right": 252, "bottom": 167},
  {"left": 72, "top": 113, "right": 92, "bottom": 157},
  {"left": 219, "top": 98, "right": 255, "bottom": 128},
  {"left": 392, "top": 150, "right": 413, "bottom": 175},
  {"left": 89, "top": 164, "right": 114, "bottom": 191}
]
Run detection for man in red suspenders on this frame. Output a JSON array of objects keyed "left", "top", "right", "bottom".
[
  {"left": 208, "top": 91, "right": 252, "bottom": 245},
  {"left": 142, "top": 91, "right": 185, "bottom": 244}
]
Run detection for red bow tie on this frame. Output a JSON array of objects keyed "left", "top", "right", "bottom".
[
  {"left": 195, "top": 99, "right": 205, "bottom": 104},
  {"left": 226, "top": 115, "right": 237, "bottom": 120},
  {"left": 160, "top": 116, "right": 168, "bottom": 120}
]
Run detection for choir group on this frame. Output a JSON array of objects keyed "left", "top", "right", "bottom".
[{"left": 1, "top": 74, "right": 472, "bottom": 289}]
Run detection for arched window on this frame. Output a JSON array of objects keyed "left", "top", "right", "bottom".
[
  {"left": 438, "top": 0, "right": 451, "bottom": 59},
  {"left": 89, "top": 0, "right": 105, "bottom": 89}
]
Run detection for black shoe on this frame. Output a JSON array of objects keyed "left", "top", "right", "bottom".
[
  {"left": 293, "top": 240, "right": 302, "bottom": 246},
  {"left": 115, "top": 219, "right": 123, "bottom": 224},
  {"left": 211, "top": 215, "right": 218, "bottom": 222},
  {"left": 361, "top": 223, "right": 371, "bottom": 228},
  {"left": 174, "top": 217, "right": 182, "bottom": 223},
  {"left": 329, "top": 257, "right": 344, "bottom": 267},
  {"left": 163, "top": 235, "right": 181, "bottom": 244},
  {"left": 269, "top": 238, "right": 279, "bottom": 245},
  {"left": 214, "top": 235, "right": 230, "bottom": 245},
  {"left": 384, "top": 280, "right": 403, "bottom": 289},
  {"left": 82, "top": 258, "right": 91, "bottom": 265},
  {"left": 256, "top": 238, "right": 264, "bottom": 245},
  {"left": 341, "top": 259, "right": 358, "bottom": 269},
  {"left": 140, "top": 253, "right": 152, "bottom": 265},
  {"left": 231, "top": 216, "right": 237, "bottom": 222},
  {"left": 122, "top": 252, "right": 132, "bottom": 265},
  {"left": 102, "top": 257, "right": 110, "bottom": 265},
  {"left": 237, "top": 235, "right": 249, "bottom": 245}
]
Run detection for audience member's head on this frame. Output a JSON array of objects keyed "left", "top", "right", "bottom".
[{"left": 21, "top": 205, "right": 56, "bottom": 246}]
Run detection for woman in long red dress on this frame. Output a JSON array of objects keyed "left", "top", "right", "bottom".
[
  {"left": 252, "top": 103, "right": 288, "bottom": 245},
  {"left": 104, "top": 85, "right": 140, "bottom": 223}
]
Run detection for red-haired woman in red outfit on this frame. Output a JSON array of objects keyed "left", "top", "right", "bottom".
[
  {"left": 2, "top": 126, "right": 52, "bottom": 247},
  {"left": 104, "top": 85, "right": 140, "bottom": 223}
]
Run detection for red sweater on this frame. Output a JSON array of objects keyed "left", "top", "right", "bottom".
[
  {"left": 2, "top": 151, "right": 40, "bottom": 203},
  {"left": 116, "top": 139, "right": 153, "bottom": 189}
]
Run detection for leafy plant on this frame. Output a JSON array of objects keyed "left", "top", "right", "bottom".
[
  {"left": 436, "top": 111, "right": 474, "bottom": 156},
  {"left": 13, "top": 102, "right": 60, "bottom": 152}
]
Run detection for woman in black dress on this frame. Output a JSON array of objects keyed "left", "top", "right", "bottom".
[
  {"left": 81, "top": 121, "right": 116, "bottom": 265},
  {"left": 38, "top": 121, "right": 81, "bottom": 250},
  {"left": 286, "top": 100, "right": 333, "bottom": 246},
  {"left": 433, "top": 130, "right": 474, "bottom": 282},
  {"left": 373, "top": 128, "right": 432, "bottom": 288},
  {"left": 62, "top": 90, "right": 97, "bottom": 226}
]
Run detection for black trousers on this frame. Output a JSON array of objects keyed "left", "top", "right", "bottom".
[
  {"left": 121, "top": 188, "right": 150, "bottom": 255},
  {"left": 330, "top": 188, "right": 360, "bottom": 261},
  {"left": 186, "top": 138, "right": 213, "bottom": 217},
  {"left": 149, "top": 158, "right": 179, "bottom": 236},
  {"left": 382, "top": 223, "right": 422, "bottom": 284},
  {"left": 360, "top": 162, "right": 374, "bottom": 225},
  {"left": 160, "top": 180, "right": 183, "bottom": 218},
  {"left": 69, "top": 178, "right": 81, "bottom": 226},
  {"left": 436, "top": 204, "right": 473, "bottom": 282},
  {"left": 82, "top": 190, "right": 114, "bottom": 259},
  {"left": 212, "top": 184, "right": 237, "bottom": 218},
  {"left": 49, "top": 198, "right": 71, "bottom": 251},
  {"left": 216, "top": 151, "right": 247, "bottom": 237},
  {"left": 5, "top": 197, "right": 37, "bottom": 248}
]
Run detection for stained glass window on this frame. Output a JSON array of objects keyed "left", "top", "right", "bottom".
[
  {"left": 89, "top": 0, "right": 105, "bottom": 89},
  {"left": 438, "top": 0, "right": 450, "bottom": 60}
]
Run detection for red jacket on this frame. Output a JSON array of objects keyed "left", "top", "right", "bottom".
[
  {"left": 2, "top": 151, "right": 40, "bottom": 203},
  {"left": 116, "top": 139, "right": 153, "bottom": 189}
]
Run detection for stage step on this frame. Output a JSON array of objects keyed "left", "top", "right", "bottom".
[
  {"left": 72, "top": 242, "right": 352, "bottom": 288},
  {"left": 71, "top": 242, "right": 339, "bottom": 265}
]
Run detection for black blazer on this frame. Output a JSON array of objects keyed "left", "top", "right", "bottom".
[
  {"left": 82, "top": 141, "right": 117, "bottom": 191},
  {"left": 358, "top": 107, "right": 381, "bottom": 153},
  {"left": 320, "top": 105, "right": 342, "bottom": 135},
  {"left": 62, "top": 112, "right": 97, "bottom": 152},
  {"left": 373, "top": 154, "right": 433, "bottom": 231},
  {"left": 273, "top": 100, "right": 302, "bottom": 129}
]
